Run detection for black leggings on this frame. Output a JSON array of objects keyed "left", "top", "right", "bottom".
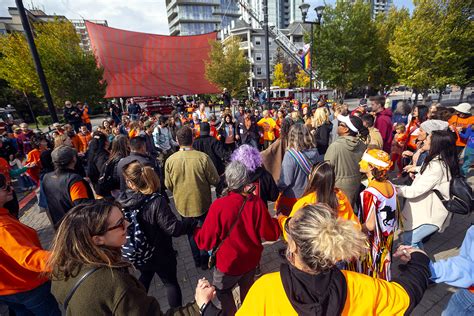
[{"left": 138, "top": 260, "right": 182, "bottom": 308}]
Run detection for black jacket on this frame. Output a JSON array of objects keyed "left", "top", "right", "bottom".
[
  {"left": 87, "top": 150, "right": 109, "bottom": 187},
  {"left": 192, "top": 135, "right": 228, "bottom": 175},
  {"left": 117, "top": 191, "right": 197, "bottom": 269},
  {"left": 216, "top": 166, "right": 278, "bottom": 206},
  {"left": 43, "top": 169, "right": 94, "bottom": 226},
  {"left": 249, "top": 166, "right": 279, "bottom": 206},
  {"left": 236, "top": 116, "right": 259, "bottom": 145},
  {"left": 314, "top": 122, "right": 333, "bottom": 155},
  {"left": 40, "top": 149, "right": 85, "bottom": 177},
  {"left": 63, "top": 106, "right": 82, "bottom": 124}
]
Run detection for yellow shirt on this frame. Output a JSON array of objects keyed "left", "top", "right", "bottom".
[
  {"left": 257, "top": 117, "right": 277, "bottom": 141},
  {"left": 237, "top": 270, "right": 411, "bottom": 316},
  {"left": 278, "top": 189, "right": 359, "bottom": 240}
]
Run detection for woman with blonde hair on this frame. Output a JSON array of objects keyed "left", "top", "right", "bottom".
[
  {"left": 117, "top": 161, "right": 196, "bottom": 308},
  {"left": 276, "top": 123, "right": 321, "bottom": 215},
  {"left": 238, "top": 203, "right": 432, "bottom": 315},
  {"left": 49, "top": 200, "right": 216, "bottom": 315},
  {"left": 311, "top": 107, "right": 333, "bottom": 155}
]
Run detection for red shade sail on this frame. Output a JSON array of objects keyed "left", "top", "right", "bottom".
[{"left": 85, "top": 21, "right": 220, "bottom": 98}]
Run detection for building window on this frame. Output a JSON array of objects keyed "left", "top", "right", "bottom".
[
  {"left": 256, "top": 53, "right": 262, "bottom": 61},
  {"left": 257, "top": 81, "right": 263, "bottom": 88},
  {"left": 255, "top": 37, "right": 261, "bottom": 45},
  {"left": 256, "top": 67, "right": 262, "bottom": 75}
]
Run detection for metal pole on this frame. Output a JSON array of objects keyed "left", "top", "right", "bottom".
[
  {"left": 15, "top": 0, "right": 58, "bottom": 123},
  {"left": 309, "top": 23, "right": 313, "bottom": 106},
  {"left": 263, "top": 0, "right": 271, "bottom": 110}
]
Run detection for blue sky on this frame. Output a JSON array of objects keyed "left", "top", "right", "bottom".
[{"left": 0, "top": 0, "right": 414, "bottom": 35}]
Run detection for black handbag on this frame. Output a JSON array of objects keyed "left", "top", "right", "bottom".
[{"left": 208, "top": 185, "right": 256, "bottom": 269}]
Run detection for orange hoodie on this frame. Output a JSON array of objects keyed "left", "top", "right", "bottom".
[{"left": 0, "top": 207, "right": 50, "bottom": 295}]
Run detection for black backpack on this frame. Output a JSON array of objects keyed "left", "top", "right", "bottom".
[
  {"left": 122, "top": 193, "right": 161, "bottom": 266},
  {"left": 434, "top": 175, "right": 473, "bottom": 215},
  {"left": 95, "top": 158, "right": 118, "bottom": 197}
]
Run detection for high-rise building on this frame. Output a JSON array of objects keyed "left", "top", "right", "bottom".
[
  {"left": 166, "top": 0, "right": 240, "bottom": 36},
  {"left": 0, "top": 7, "right": 107, "bottom": 52},
  {"left": 371, "top": 0, "right": 393, "bottom": 16},
  {"left": 240, "top": 0, "right": 303, "bottom": 30},
  {"left": 166, "top": 0, "right": 304, "bottom": 36},
  {"left": 71, "top": 19, "right": 108, "bottom": 51}
]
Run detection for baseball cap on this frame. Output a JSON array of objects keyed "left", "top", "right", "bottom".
[{"left": 51, "top": 145, "right": 77, "bottom": 168}]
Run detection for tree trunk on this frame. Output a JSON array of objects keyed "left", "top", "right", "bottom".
[
  {"left": 460, "top": 87, "right": 465, "bottom": 102},
  {"left": 413, "top": 88, "right": 419, "bottom": 105},
  {"left": 438, "top": 90, "right": 443, "bottom": 103}
]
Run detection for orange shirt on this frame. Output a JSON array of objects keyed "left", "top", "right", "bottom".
[
  {"left": 0, "top": 207, "right": 50, "bottom": 295},
  {"left": 70, "top": 181, "right": 91, "bottom": 201},
  {"left": 77, "top": 132, "right": 92, "bottom": 153},
  {"left": 448, "top": 115, "right": 474, "bottom": 147},
  {"left": 257, "top": 117, "right": 277, "bottom": 141},
  {"left": 70, "top": 135, "right": 82, "bottom": 152},
  {"left": 26, "top": 149, "right": 42, "bottom": 183},
  {"left": 279, "top": 189, "right": 359, "bottom": 241},
  {"left": 81, "top": 106, "right": 91, "bottom": 124},
  {"left": 128, "top": 129, "right": 139, "bottom": 139}
]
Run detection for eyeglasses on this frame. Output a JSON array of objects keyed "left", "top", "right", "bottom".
[
  {"left": 106, "top": 217, "right": 126, "bottom": 232},
  {"left": 338, "top": 122, "right": 347, "bottom": 128},
  {"left": 0, "top": 184, "right": 12, "bottom": 192}
]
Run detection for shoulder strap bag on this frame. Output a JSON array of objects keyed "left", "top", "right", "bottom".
[
  {"left": 208, "top": 185, "right": 256, "bottom": 269},
  {"left": 63, "top": 267, "right": 101, "bottom": 311}
]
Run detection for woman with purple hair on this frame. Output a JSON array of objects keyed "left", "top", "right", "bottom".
[{"left": 220, "top": 145, "right": 278, "bottom": 207}]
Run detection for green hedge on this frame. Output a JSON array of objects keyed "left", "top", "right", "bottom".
[{"left": 36, "top": 114, "right": 65, "bottom": 126}]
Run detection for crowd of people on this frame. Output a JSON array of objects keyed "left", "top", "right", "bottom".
[{"left": 0, "top": 95, "right": 473, "bottom": 316}]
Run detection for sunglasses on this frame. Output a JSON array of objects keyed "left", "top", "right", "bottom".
[
  {"left": 284, "top": 217, "right": 291, "bottom": 235},
  {"left": 0, "top": 183, "right": 12, "bottom": 192},
  {"left": 106, "top": 217, "right": 126, "bottom": 232}
]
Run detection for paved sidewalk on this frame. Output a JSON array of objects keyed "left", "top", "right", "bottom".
[{"left": 19, "top": 197, "right": 473, "bottom": 315}]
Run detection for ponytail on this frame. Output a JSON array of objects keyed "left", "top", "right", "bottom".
[{"left": 123, "top": 162, "right": 160, "bottom": 195}]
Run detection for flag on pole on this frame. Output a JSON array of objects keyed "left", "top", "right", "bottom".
[{"left": 300, "top": 43, "right": 311, "bottom": 70}]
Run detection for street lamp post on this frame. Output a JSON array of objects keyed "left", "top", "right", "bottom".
[{"left": 299, "top": 1, "right": 324, "bottom": 106}]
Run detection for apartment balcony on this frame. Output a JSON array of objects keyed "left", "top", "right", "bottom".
[
  {"left": 166, "top": 0, "right": 221, "bottom": 12},
  {"left": 212, "top": 7, "right": 241, "bottom": 17},
  {"left": 239, "top": 41, "right": 253, "bottom": 50}
]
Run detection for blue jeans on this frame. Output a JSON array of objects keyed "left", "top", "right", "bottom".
[
  {"left": 400, "top": 224, "right": 439, "bottom": 249},
  {"left": 442, "top": 289, "right": 474, "bottom": 316},
  {"left": 0, "top": 281, "right": 60, "bottom": 316},
  {"left": 462, "top": 147, "right": 474, "bottom": 176}
]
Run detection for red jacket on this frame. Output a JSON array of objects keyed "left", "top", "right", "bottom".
[
  {"left": 194, "top": 192, "right": 280, "bottom": 275},
  {"left": 374, "top": 108, "right": 393, "bottom": 153}
]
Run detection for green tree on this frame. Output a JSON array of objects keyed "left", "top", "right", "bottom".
[
  {"left": 389, "top": 0, "right": 473, "bottom": 102},
  {"left": 294, "top": 69, "right": 310, "bottom": 88},
  {"left": 205, "top": 37, "right": 250, "bottom": 98},
  {"left": 369, "top": 7, "right": 409, "bottom": 93},
  {"left": 311, "top": 0, "right": 378, "bottom": 99},
  {"left": 272, "top": 63, "right": 290, "bottom": 88},
  {"left": 0, "top": 20, "right": 106, "bottom": 111}
]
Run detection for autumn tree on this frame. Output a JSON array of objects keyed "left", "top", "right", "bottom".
[
  {"left": 205, "top": 37, "right": 250, "bottom": 98},
  {"left": 0, "top": 20, "right": 106, "bottom": 111},
  {"left": 272, "top": 63, "right": 290, "bottom": 88},
  {"left": 294, "top": 69, "right": 310, "bottom": 88},
  {"left": 272, "top": 47, "right": 299, "bottom": 87}
]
